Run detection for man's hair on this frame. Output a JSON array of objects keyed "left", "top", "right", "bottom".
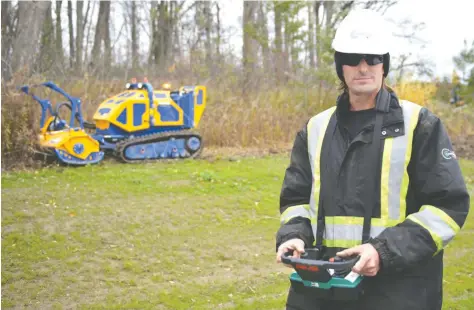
[{"left": 338, "top": 80, "right": 349, "bottom": 93}]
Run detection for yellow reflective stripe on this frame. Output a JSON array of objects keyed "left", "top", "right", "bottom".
[
  {"left": 323, "top": 239, "right": 362, "bottom": 248},
  {"left": 329, "top": 216, "right": 363, "bottom": 225},
  {"left": 406, "top": 214, "right": 443, "bottom": 253},
  {"left": 280, "top": 204, "right": 310, "bottom": 224},
  {"left": 400, "top": 103, "right": 422, "bottom": 220},
  {"left": 307, "top": 119, "right": 317, "bottom": 239},
  {"left": 421, "top": 205, "right": 460, "bottom": 233},
  {"left": 325, "top": 216, "right": 399, "bottom": 227},
  {"left": 312, "top": 107, "right": 337, "bottom": 214},
  {"left": 374, "top": 218, "right": 400, "bottom": 227},
  {"left": 380, "top": 137, "right": 393, "bottom": 221},
  {"left": 307, "top": 106, "right": 337, "bottom": 245},
  {"left": 407, "top": 205, "right": 460, "bottom": 253}
]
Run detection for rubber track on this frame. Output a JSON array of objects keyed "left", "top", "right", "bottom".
[{"left": 115, "top": 130, "right": 203, "bottom": 163}]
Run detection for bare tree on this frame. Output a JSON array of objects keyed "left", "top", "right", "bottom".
[
  {"left": 76, "top": 0, "right": 84, "bottom": 72},
  {"left": 283, "top": 11, "right": 291, "bottom": 75},
  {"left": 274, "top": 2, "right": 283, "bottom": 83},
  {"left": 67, "top": 0, "right": 75, "bottom": 68},
  {"left": 325, "top": 1, "right": 335, "bottom": 29},
  {"left": 168, "top": 1, "right": 176, "bottom": 68},
  {"left": 130, "top": 1, "right": 139, "bottom": 70},
  {"left": 11, "top": 1, "right": 50, "bottom": 76},
  {"left": 149, "top": 1, "right": 176, "bottom": 71},
  {"left": 38, "top": 1, "right": 55, "bottom": 73},
  {"left": 314, "top": 1, "right": 321, "bottom": 68},
  {"left": 173, "top": 2, "right": 183, "bottom": 61},
  {"left": 158, "top": 1, "right": 169, "bottom": 69},
  {"left": 83, "top": 0, "right": 95, "bottom": 66},
  {"left": 203, "top": 1, "right": 212, "bottom": 67},
  {"left": 1, "top": 1, "right": 13, "bottom": 59},
  {"left": 55, "top": 0, "right": 64, "bottom": 64},
  {"left": 242, "top": 0, "right": 258, "bottom": 88},
  {"left": 103, "top": 1, "right": 111, "bottom": 69},
  {"left": 391, "top": 18, "right": 433, "bottom": 81},
  {"left": 307, "top": 2, "right": 315, "bottom": 68},
  {"left": 91, "top": 1, "right": 111, "bottom": 71},
  {"left": 215, "top": 2, "right": 221, "bottom": 60},
  {"left": 257, "top": 1, "right": 270, "bottom": 73},
  {"left": 149, "top": 1, "right": 159, "bottom": 67},
  {"left": 1, "top": 1, "right": 16, "bottom": 78},
  {"left": 189, "top": 1, "right": 212, "bottom": 68},
  {"left": 3, "top": 0, "right": 412, "bottom": 85}
]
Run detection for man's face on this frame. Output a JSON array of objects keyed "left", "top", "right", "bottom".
[{"left": 341, "top": 54, "right": 384, "bottom": 95}]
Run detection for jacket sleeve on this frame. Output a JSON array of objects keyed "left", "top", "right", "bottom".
[
  {"left": 275, "top": 124, "right": 315, "bottom": 251},
  {"left": 369, "top": 109, "right": 470, "bottom": 270}
]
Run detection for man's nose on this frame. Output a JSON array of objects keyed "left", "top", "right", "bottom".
[{"left": 358, "top": 59, "right": 369, "bottom": 72}]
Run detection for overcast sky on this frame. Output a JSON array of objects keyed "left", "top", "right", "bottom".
[
  {"left": 384, "top": 0, "right": 474, "bottom": 78},
  {"left": 219, "top": 0, "right": 474, "bottom": 79}
]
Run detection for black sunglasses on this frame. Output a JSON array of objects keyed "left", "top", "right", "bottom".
[{"left": 339, "top": 53, "right": 384, "bottom": 66}]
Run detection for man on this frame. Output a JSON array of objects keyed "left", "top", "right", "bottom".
[
  {"left": 450, "top": 71, "right": 461, "bottom": 105},
  {"left": 275, "top": 9, "right": 470, "bottom": 310}
]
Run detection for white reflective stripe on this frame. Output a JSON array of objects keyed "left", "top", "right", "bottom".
[
  {"left": 280, "top": 204, "right": 311, "bottom": 224},
  {"left": 324, "top": 223, "right": 386, "bottom": 240},
  {"left": 312, "top": 217, "right": 390, "bottom": 248},
  {"left": 380, "top": 137, "right": 393, "bottom": 221},
  {"left": 307, "top": 106, "right": 337, "bottom": 243},
  {"left": 387, "top": 130, "right": 407, "bottom": 220},
  {"left": 407, "top": 205, "right": 460, "bottom": 251},
  {"left": 323, "top": 216, "right": 398, "bottom": 227},
  {"left": 321, "top": 219, "right": 388, "bottom": 248},
  {"left": 399, "top": 101, "right": 422, "bottom": 220},
  {"left": 382, "top": 100, "right": 422, "bottom": 221}
]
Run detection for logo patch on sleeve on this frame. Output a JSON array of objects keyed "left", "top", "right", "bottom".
[{"left": 441, "top": 148, "right": 457, "bottom": 159}]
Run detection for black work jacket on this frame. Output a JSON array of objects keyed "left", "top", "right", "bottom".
[{"left": 277, "top": 89, "right": 470, "bottom": 310}]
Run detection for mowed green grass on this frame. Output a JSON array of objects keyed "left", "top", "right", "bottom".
[{"left": 2, "top": 156, "right": 473, "bottom": 309}]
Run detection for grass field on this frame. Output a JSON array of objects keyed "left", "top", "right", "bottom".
[{"left": 2, "top": 155, "right": 473, "bottom": 309}]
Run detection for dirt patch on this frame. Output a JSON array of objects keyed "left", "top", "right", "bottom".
[
  {"left": 3, "top": 137, "right": 472, "bottom": 172},
  {"left": 1, "top": 145, "right": 293, "bottom": 172},
  {"left": 199, "top": 144, "right": 292, "bottom": 162},
  {"left": 201, "top": 135, "right": 474, "bottom": 162}
]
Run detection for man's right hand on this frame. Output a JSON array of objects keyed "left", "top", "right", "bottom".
[{"left": 276, "top": 238, "right": 305, "bottom": 267}]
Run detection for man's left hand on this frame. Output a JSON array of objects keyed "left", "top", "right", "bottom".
[{"left": 336, "top": 244, "right": 380, "bottom": 277}]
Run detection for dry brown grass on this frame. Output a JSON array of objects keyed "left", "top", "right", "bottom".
[
  {"left": 2, "top": 75, "right": 473, "bottom": 170},
  {"left": 1, "top": 74, "right": 336, "bottom": 170}
]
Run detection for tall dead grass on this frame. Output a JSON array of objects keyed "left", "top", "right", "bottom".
[
  {"left": 1, "top": 74, "right": 337, "bottom": 170},
  {"left": 392, "top": 81, "right": 437, "bottom": 106},
  {"left": 2, "top": 74, "right": 472, "bottom": 170},
  {"left": 393, "top": 81, "right": 474, "bottom": 137}
]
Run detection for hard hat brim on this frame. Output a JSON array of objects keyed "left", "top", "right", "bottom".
[{"left": 332, "top": 39, "right": 389, "bottom": 55}]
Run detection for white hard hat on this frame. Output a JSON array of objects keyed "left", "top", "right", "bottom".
[{"left": 332, "top": 9, "right": 392, "bottom": 55}]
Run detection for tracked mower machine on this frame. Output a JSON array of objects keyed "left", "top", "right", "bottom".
[{"left": 19, "top": 79, "right": 207, "bottom": 166}]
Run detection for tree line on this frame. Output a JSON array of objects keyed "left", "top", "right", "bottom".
[{"left": 4, "top": 1, "right": 434, "bottom": 87}]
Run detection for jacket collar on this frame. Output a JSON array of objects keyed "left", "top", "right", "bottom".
[
  {"left": 335, "top": 88, "right": 405, "bottom": 142},
  {"left": 336, "top": 88, "right": 404, "bottom": 128}
]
